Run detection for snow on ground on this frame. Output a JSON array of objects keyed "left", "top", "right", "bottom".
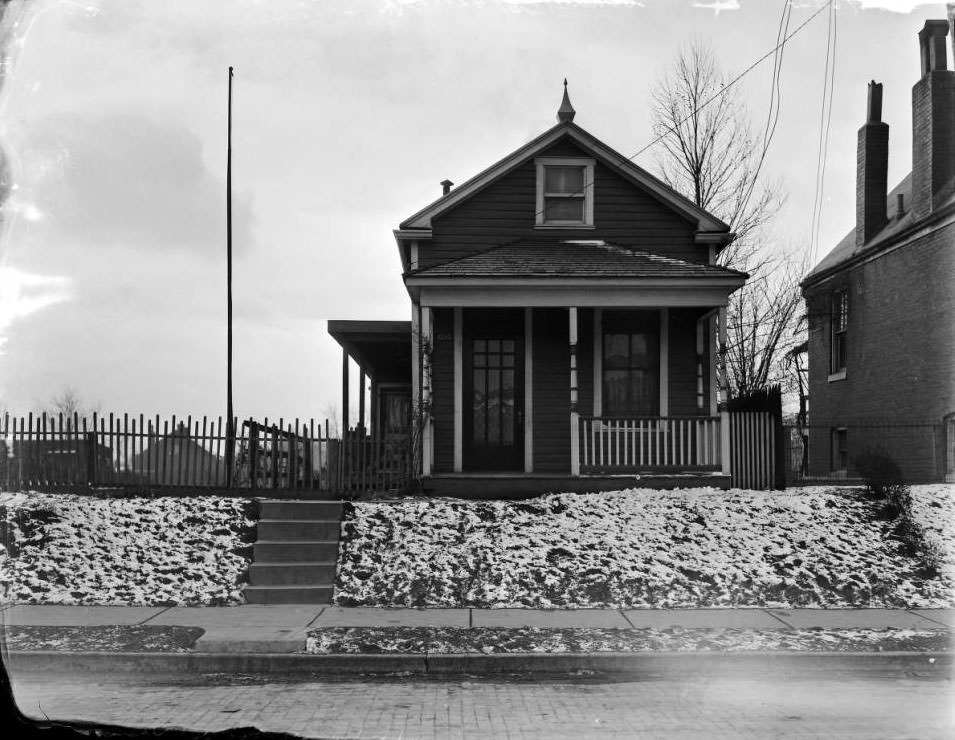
[
  {"left": 335, "top": 485, "right": 955, "bottom": 609},
  {"left": 305, "top": 626, "right": 953, "bottom": 654},
  {"left": 909, "top": 484, "right": 955, "bottom": 575},
  {"left": 0, "top": 492, "right": 255, "bottom": 605}
]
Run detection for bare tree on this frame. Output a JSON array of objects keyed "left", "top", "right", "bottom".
[
  {"left": 650, "top": 39, "right": 802, "bottom": 398},
  {"left": 724, "top": 248, "right": 808, "bottom": 397},
  {"left": 47, "top": 387, "right": 100, "bottom": 418}
]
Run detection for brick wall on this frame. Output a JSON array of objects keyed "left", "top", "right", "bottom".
[{"left": 804, "top": 220, "right": 955, "bottom": 480}]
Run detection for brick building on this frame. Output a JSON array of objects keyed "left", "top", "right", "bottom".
[{"left": 801, "top": 19, "right": 955, "bottom": 483}]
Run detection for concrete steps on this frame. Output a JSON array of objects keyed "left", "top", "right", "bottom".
[{"left": 244, "top": 499, "right": 343, "bottom": 605}]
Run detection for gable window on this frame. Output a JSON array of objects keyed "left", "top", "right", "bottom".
[
  {"left": 601, "top": 310, "right": 660, "bottom": 416},
  {"left": 830, "top": 288, "right": 848, "bottom": 378},
  {"left": 535, "top": 157, "right": 594, "bottom": 227}
]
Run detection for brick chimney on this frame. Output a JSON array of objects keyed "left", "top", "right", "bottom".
[
  {"left": 911, "top": 19, "right": 955, "bottom": 220},
  {"left": 856, "top": 81, "right": 889, "bottom": 247}
]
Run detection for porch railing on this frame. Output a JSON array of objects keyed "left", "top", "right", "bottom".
[{"left": 578, "top": 415, "right": 721, "bottom": 472}]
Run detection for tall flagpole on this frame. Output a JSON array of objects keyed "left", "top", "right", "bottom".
[{"left": 225, "top": 66, "right": 235, "bottom": 488}]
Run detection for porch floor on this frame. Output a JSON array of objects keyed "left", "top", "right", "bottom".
[{"left": 423, "top": 472, "right": 730, "bottom": 499}]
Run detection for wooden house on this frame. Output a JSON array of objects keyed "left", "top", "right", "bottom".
[
  {"left": 801, "top": 20, "right": 955, "bottom": 483},
  {"left": 330, "top": 84, "right": 749, "bottom": 496}
]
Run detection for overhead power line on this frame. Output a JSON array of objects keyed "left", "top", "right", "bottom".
[{"left": 529, "top": 0, "right": 833, "bottom": 225}]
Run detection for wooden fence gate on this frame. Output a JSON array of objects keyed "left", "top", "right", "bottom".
[{"left": 728, "top": 411, "right": 783, "bottom": 490}]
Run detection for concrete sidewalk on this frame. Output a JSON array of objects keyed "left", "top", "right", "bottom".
[
  {"left": 4, "top": 604, "right": 952, "bottom": 677},
  {"left": 2, "top": 603, "right": 952, "bottom": 653}
]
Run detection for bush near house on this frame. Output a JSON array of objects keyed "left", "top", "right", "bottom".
[{"left": 854, "top": 451, "right": 945, "bottom": 579}]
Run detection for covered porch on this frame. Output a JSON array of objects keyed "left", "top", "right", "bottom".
[
  {"left": 327, "top": 320, "right": 414, "bottom": 492},
  {"left": 409, "top": 295, "right": 739, "bottom": 489}
]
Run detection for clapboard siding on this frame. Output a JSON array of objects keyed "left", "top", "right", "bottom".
[
  {"left": 421, "top": 137, "right": 701, "bottom": 269},
  {"left": 532, "top": 308, "right": 571, "bottom": 473},
  {"left": 431, "top": 308, "right": 454, "bottom": 473}
]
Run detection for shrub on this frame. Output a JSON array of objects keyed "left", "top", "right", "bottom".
[
  {"left": 854, "top": 451, "right": 943, "bottom": 578},
  {"left": 853, "top": 452, "right": 906, "bottom": 507}
]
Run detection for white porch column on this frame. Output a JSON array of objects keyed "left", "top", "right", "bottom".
[
  {"left": 569, "top": 307, "right": 580, "bottom": 477},
  {"left": 696, "top": 317, "right": 705, "bottom": 411},
  {"left": 709, "top": 314, "right": 719, "bottom": 416},
  {"left": 421, "top": 305, "right": 434, "bottom": 477},
  {"left": 524, "top": 307, "right": 533, "bottom": 473},
  {"left": 411, "top": 303, "right": 420, "bottom": 475},
  {"left": 659, "top": 308, "right": 669, "bottom": 416},
  {"left": 592, "top": 308, "right": 602, "bottom": 416},
  {"left": 718, "top": 306, "right": 731, "bottom": 477},
  {"left": 453, "top": 308, "right": 463, "bottom": 472}
]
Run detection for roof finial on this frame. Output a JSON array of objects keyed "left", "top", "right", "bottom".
[{"left": 557, "top": 78, "right": 575, "bottom": 123}]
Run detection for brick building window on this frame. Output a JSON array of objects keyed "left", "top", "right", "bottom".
[
  {"left": 535, "top": 158, "right": 594, "bottom": 227},
  {"left": 831, "top": 427, "right": 848, "bottom": 475},
  {"left": 830, "top": 289, "right": 848, "bottom": 377}
]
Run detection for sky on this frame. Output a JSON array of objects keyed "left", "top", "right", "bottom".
[{"left": 0, "top": 0, "right": 950, "bottom": 425}]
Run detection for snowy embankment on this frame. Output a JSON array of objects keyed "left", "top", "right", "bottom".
[
  {"left": 335, "top": 485, "right": 955, "bottom": 609},
  {"left": 908, "top": 484, "right": 955, "bottom": 577},
  {"left": 0, "top": 492, "right": 255, "bottom": 605}
]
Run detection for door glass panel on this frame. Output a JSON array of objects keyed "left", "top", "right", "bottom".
[
  {"left": 487, "top": 368, "right": 500, "bottom": 443},
  {"left": 473, "top": 369, "right": 486, "bottom": 441},
  {"left": 502, "top": 369, "right": 515, "bottom": 445},
  {"left": 471, "top": 336, "right": 518, "bottom": 448}
]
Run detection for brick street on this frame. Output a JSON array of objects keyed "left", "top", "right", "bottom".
[{"left": 10, "top": 669, "right": 954, "bottom": 739}]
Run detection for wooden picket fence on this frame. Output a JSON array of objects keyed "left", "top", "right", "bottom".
[
  {"left": 727, "top": 411, "right": 783, "bottom": 490},
  {"left": 0, "top": 412, "right": 338, "bottom": 492}
]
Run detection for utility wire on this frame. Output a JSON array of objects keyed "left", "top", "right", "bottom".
[
  {"left": 529, "top": 0, "right": 831, "bottom": 225},
  {"left": 809, "top": 1, "right": 838, "bottom": 263},
  {"left": 737, "top": 0, "right": 792, "bottom": 226}
]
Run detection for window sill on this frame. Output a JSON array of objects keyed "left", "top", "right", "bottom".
[
  {"left": 828, "top": 370, "right": 847, "bottom": 382},
  {"left": 534, "top": 223, "right": 595, "bottom": 230}
]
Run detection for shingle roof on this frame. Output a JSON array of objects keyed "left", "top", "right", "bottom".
[{"left": 410, "top": 240, "right": 748, "bottom": 280}]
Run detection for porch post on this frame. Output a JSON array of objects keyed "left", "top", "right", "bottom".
[
  {"left": 369, "top": 376, "right": 379, "bottom": 437},
  {"left": 696, "top": 317, "right": 705, "bottom": 411},
  {"left": 524, "top": 307, "right": 533, "bottom": 473},
  {"left": 592, "top": 308, "right": 601, "bottom": 416},
  {"left": 709, "top": 314, "right": 719, "bottom": 416},
  {"left": 569, "top": 307, "right": 580, "bottom": 477},
  {"left": 421, "top": 306, "right": 434, "bottom": 477},
  {"left": 341, "top": 349, "right": 349, "bottom": 440},
  {"left": 341, "top": 348, "right": 349, "bottom": 491},
  {"left": 719, "top": 307, "right": 731, "bottom": 477},
  {"left": 659, "top": 308, "right": 669, "bottom": 416},
  {"left": 453, "top": 307, "right": 463, "bottom": 473},
  {"left": 358, "top": 370, "right": 366, "bottom": 433}
]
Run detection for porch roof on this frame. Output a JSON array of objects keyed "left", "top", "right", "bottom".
[
  {"left": 327, "top": 320, "right": 411, "bottom": 384},
  {"left": 407, "top": 240, "right": 748, "bottom": 280}
]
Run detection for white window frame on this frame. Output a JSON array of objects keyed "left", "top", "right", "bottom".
[
  {"left": 535, "top": 157, "right": 595, "bottom": 228},
  {"left": 829, "top": 288, "right": 848, "bottom": 381}
]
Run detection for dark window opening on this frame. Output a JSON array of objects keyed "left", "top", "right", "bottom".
[
  {"left": 601, "top": 310, "right": 660, "bottom": 417},
  {"left": 830, "top": 289, "right": 848, "bottom": 374}
]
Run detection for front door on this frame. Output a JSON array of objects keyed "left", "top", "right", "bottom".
[{"left": 463, "top": 309, "right": 524, "bottom": 471}]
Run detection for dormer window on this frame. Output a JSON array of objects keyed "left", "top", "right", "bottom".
[{"left": 535, "top": 157, "right": 594, "bottom": 227}]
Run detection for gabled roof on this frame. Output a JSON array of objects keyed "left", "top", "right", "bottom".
[
  {"left": 802, "top": 173, "right": 955, "bottom": 288},
  {"left": 398, "top": 121, "right": 732, "bottom": 237},
  {"left": 407, "top": 239, "right": 747, "bottom": 282}
]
